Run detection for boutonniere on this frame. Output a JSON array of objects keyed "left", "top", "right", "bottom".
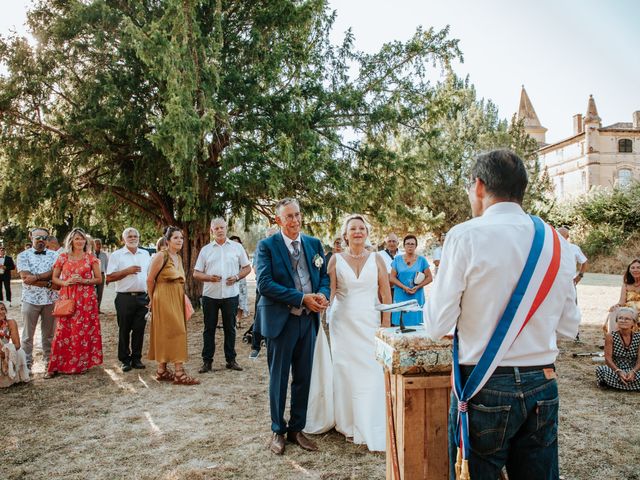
[{"left": 312, "top": 254, "right": 324, "bottom": 269}]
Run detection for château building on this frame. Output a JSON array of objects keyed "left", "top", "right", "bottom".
[{"left": 517, "top": 86, "right": 640, "bottom": 200}]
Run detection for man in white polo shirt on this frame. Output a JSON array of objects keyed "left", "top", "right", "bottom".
[
  {"left": 194, "top": 217, "right": 251, "bottom": 373},
  {"left": 106, "top": 227, "right": 151, "bottom": 372}
]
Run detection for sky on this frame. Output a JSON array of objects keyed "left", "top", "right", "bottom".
[{"left": 2, "top": 0, "right": 639, "bottom": 144}]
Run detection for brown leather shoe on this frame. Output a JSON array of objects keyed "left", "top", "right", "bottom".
[
  {"left": 287, "top": 431, "right": 318, "bottom": 452},
  {"left": 270, "top": 433, "right": 285, "bottom": 455}
]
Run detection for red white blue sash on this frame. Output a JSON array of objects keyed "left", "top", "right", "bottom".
[{"left": 452, "top": 215, "right": 561, "bottom": 477}]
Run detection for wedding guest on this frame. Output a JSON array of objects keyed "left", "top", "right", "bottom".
[
  {"left": 0, "top": 247, "right": 16, "bottom": 307},
  {"left": 23, "top": 243, "right": 32, "bottom": 251},
  {"left": 324, "top": 237, "right": 343, "bottom": 263},
  {"left": 229, "top": 236, "right": 250, "bottom": 328},
  {"left": 17, "top": 228, "right": 58, "bottom": 369},
  {"left": 155, "top": 237, "right": 168, "bottom": 253},
  {"left": 106, "top": 227, "right": 151, "bottom": 372},
  {"left": 327, "top": 214, "right": 391, "bottom": 451},
  {"left": 378, "top": 233, "right": 400, "bottom": 274},
  {"left": 47, "top": 228, "right": 103, "bottom": 378},
  {"left": 389, "top": 235, "right": 432, "bottom": 326},
  {"left": 0, "top": 302, "right": 30, "bottom": 387},
  {"left": 596, "top": 307, "right": 640, "bottom": 390},
  {"left": 93, "top": 239, "right": 109, "bottom": 311},
  {"left": 46, "top": 236, "right": 64, "bottom": 253},
  {"left": 431, "top": 233, "right": 445, "bottom": 277},
  {"left": 147, "top": 227, "right": 199, "bottom": 385},
  {"left": 557, "top": 227, "right": 588, "bottom": 285},
  {"left": 605, "top": 259, "right": 640, "bottom": 333},
  {"left": 194, "top": 218, "right": 251, "bottom": 373}
]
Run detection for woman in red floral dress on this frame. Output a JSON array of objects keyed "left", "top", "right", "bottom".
[{"left": 47, "top": 228, "right": 103, "bottom": 378}]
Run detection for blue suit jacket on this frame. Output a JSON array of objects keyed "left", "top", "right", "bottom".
[{"left": 254, "top": 232, "right": 330, "bottom": 339}]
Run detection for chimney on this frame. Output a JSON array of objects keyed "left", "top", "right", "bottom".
[
  {"left": 633, "top": 111, "right": 640, "bottom": 129},
  {"left": 573, "top": 114, "right": 583, "bottom": 134}
]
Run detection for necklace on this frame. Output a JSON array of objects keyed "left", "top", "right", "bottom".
[{"left": 346, "top": 249, "right": 368, "bottom": 259}]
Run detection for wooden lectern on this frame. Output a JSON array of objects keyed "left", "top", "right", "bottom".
[{"left": 376, "top": 327, "right": 452, "bottom": 480}]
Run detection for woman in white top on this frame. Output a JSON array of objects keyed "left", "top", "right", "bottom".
[{"left": 327, "top": 214, "right": 391, "bottom": 451}]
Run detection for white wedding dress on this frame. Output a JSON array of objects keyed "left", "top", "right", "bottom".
[{"left": 329, "top": 253, "right": 386, "bottom": 451}]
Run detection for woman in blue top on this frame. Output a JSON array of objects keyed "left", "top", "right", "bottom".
[{"left": 389, "top": 235, "right": 433, "bottom": 326}]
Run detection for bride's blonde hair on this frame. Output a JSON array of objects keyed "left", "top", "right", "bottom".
[{"left": 341, "top": 214, "right": 371, "bottom": 246}]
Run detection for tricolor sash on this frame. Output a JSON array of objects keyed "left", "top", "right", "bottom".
[{"left": 452, "top": 215, "right": 561, "bottom": 480}]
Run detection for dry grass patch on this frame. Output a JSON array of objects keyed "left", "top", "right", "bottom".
[{"left": 2, "top": 275, "right": 639, "bottom": 479}]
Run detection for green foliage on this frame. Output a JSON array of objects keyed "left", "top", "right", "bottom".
[
  {"left": 554, "top": 182, "right": 640, "bottom": 258},
  {"left": 580, "top": 223, "right": 625, "bottom": 258},
  {"left": 0, "top": 0, "right": 462, "bottom": 295}
]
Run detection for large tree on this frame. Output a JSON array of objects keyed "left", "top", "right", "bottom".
[{"left": 0, "top": 0, "right": 460, "bottom": 296}]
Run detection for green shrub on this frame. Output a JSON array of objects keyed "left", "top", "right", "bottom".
[{"left": 580, "top": 223, "right": 625, "bottom": 258}]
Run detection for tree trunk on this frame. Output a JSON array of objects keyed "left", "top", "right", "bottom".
[{"left": 181, "top": 220, "right": 210, "bottom": 306}]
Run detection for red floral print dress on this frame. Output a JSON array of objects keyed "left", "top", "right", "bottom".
[{"left": 48, "top": 253, "right": 103, "bottom": 374}]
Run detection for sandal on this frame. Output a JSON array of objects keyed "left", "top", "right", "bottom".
[
  {"left": 155, "top": 369, "right": 175, "bottom": 382},
  {"left": 173, "top": 371, "right": 200, "bottom": 386}
]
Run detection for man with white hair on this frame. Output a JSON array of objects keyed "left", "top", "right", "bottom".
[
  {"left": 106, "top": 227, "right": 151, "bottom": 372},
  {"left": 194, "top": 217, "right": 251, "bottom": 373}
]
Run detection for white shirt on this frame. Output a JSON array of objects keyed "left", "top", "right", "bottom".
[
  {"left": 567, "top": 242, "right": 587, "bottom": 275},
  {"left": 432, "top": 246, "right": 443, "bottom": 262},
  {"left": 195, "top": 239, "right": 250, "bottom": 299},
  {"left": 281, "top": 232, "right": 301, "bottom": 255},
  {"left": 424, "top": 202, "right": 581, "bottom": 366},
  {"left": 378, "top": 249, "right": 400, "bottom": 274},
  {"left": 95, "top": 251, "right": 109, "bottom": 273},
  {"left": 106, "top": 247, "right": 151, "bottom": 293}
]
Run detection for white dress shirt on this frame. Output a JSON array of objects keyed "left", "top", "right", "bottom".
[
  {"left": 195, "top": 239, "right": 250, "bottom": 299},
  {"left": 106, "top": 247, "right": 151, "bottom": 293},
  {"left": 567, "top": 242, "right": 587, "bottom": 275},
  {"left": 281, "top": 232, "right": 301, "bottom": 255},
  {"left": 424, "top": 202, "right": 581, "bottom": 366}
]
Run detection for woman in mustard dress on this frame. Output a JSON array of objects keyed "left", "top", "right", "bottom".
[{"left": 147, "top": 227, "right": 199, "bottom": 385}]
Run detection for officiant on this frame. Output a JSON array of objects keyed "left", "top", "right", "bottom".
[{"left": 389, "top": 235, "right": 432, "bottom": 326}]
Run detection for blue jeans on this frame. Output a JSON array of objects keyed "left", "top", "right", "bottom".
[{"left": 448, "top": 369, "right": 560, "bottom": 480}]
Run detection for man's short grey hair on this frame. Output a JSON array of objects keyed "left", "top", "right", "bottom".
[
  {"left": 275, "top": 198, "right": 300, "bottom": 216},
  {"left": 210, "top": 217, "right": 227, "bottom": 227},
  {"left": 617, "top": 307, "right": 638, "bottom": 322},
  {"left": 122, "top": 227, "right": 140, "bottom": 239}
]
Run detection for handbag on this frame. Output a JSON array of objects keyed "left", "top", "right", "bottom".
[
  {"left": 184, "top": 294, "right": 194, "bottom": 320},
  {"left": 53, "top": 298, "right": 75, "bottom": 317}
]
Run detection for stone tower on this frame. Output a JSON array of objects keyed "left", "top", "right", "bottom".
[{"left": 517, "top": 86, "right": 547, "bottom": 146}]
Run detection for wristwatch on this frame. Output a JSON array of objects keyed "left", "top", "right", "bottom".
[
  {"left": 577, "top": 273, "right": 584, "bottom": 278},
  {"left": 46, "top": 281, "right": 52, "bottom": 288}
]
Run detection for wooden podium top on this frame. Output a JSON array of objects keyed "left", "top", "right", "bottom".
[{"left": 375, "top": 326, "right": 452, "bottom": 375}]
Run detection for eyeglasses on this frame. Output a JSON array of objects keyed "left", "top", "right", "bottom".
[
  {"left": 33, "top": 235, "right": 47, "bottom": 241},
  {"left": 281, "top": 212, "right": 301, "bottom": 222}
]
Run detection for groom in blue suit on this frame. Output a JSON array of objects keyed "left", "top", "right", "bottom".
[{"left": 254, "top": 198, "right": 330, "bottom": 455}]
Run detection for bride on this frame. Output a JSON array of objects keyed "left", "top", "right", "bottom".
[{"left": 328, "top": 214, "right": 391, "bottom": 451}]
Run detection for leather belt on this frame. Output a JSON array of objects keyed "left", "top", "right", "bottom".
[
  {"left": 460, "top": 364, "right": 555, "bottom": 375},
  {"left": 117, "top": 291, "right": 147, "bottom": 297}
]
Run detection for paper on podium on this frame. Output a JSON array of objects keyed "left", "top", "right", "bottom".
[{"left": 375, "top": 299, "right": 422, "bottom": 313}]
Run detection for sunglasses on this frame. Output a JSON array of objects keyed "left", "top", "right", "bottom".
[{"left": 33, "top": 235, "right": 48, "bottom": 241}]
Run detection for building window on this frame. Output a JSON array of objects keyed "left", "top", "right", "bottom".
[
  {"left": 581, "top": 171, "right": 587, "bottom": 192},
  {"left": 618, "top": 139, "right": 633, "bottom": 153},
  {"left": 618, "top": 168, "right": 633, "bottom": 187}
]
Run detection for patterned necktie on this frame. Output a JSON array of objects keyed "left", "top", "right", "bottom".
[{"left": 291, "top": 240, "right": 301, "bottom": 270}]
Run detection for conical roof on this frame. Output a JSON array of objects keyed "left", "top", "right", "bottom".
[
  {"left": 518, "top": 85, "right": 544, "bottom": 129},
  {"left": 584, "top": 94, "right": 601, "bottom": 124}
]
